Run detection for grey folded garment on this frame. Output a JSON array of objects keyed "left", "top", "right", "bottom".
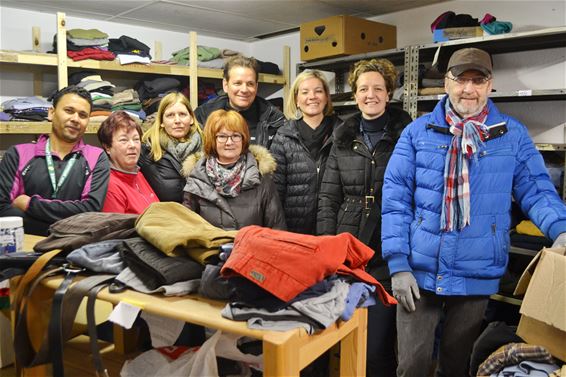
[
  {"left": 116, "top": 267, "right": 200, "bottom": 296},
  {"left": 66, "top": 239, "right": 125, "bottom": 274},
  {"left": 67, "top": 37, "right": 109, "bottom": 46},
  {"left": 199, "top": 264, "right": 233, "bottom": 300},
  {"left": 118, "top": 237, "right": 204, "bottom": 290}
]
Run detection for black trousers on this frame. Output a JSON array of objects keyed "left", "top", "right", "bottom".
[{"left": 367, "top": 297, "right": 397, "bottom": 377}]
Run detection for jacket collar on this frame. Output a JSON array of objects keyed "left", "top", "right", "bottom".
[
  {"left": 204, "top": 94, "right": 276, "bottom": 123},
  {"left": 35, "top": 134, "right": 87, "bottom": 157},
  {"left": 182, "top": 144, "right": 276, "bottom": 179},
  {"left": 278, "top": 115, "right": 340, "bottom": 139},
  {"left": 334, "top": 108, "right": 403, "bottom": 148},
  {"left": 430, "top": 95, "right": 507, "bottom": 129}
]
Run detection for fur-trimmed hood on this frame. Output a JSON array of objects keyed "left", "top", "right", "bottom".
[{"left": 182, "top": 144, "right": 276, "bottom": 178}]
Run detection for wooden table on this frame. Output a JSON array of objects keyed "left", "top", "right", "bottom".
[{"left": 15, "top": 234, "right": 368, "bottom": 376}]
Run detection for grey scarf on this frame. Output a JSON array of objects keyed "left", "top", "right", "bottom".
[{"left": 159, "top": 127, "right": 202, "bottom": 163}]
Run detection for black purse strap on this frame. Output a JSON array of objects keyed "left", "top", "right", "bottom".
[{"left": 13, "top": 261, "right": 115, "bottom": 376}]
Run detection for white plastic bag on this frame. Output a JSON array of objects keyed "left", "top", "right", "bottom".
[
  {"left": 120, "top": 345, "right": 199, "bottom": 377},
  {"left": 188, "top": 330, "right": 263, "bottom": 377}
]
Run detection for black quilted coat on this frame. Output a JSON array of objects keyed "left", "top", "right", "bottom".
[
  {"left": 316, "top": 106, "right": 412, "bottom": 278},
  {"left": 270, "top": 115, "right": 341, "bottom": 234}
]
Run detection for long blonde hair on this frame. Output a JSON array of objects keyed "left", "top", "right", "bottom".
[{"left": 141, "top": 92, "right": 203, "bottom": 161}]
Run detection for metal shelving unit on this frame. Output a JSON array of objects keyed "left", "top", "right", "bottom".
[{"left": 298, "top": 26, "right": 566, "bottom": 118}]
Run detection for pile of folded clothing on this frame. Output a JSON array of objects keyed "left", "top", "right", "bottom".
[
  {"left": 108, "top": 35, "right": 152, "bottom": 65},
  {"left": 135, "top": 77, "right": 181, "bottom": 116},
  {"left": 112, "top": 89, "right": 145, "bottom": 123},
  {"left": 70, "top": 71, "right": 115, "bottom": 122},
  {"left": 169, "top": 45, "right": 223, "bottom": 66},
  {"left": 431, "top": 11, "right": 512, "bottom": 36},
  {"left": 0, "top": 96, "right": 52, "bottom": 121},
  {"left": 510, "top": 220, "right": 553, "bottom": 251},
  {"left": 61, "top": 28, "right": 115, "bottom": 62}
]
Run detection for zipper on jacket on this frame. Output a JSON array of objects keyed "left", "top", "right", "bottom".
[{"left": 491, "top": 222, "right": 502, "bottom": 265}]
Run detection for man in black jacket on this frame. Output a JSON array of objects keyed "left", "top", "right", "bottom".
[{"left": 194, "top": 55, "right": 284, "bottom": 149}]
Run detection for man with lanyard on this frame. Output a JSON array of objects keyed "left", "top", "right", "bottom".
[
  {"left": 194, "top": 55, "right": 285, "bottom": 149},
  {"left": 0, "top": 86, "right": 110, "bottom": 235},
  {"left": 381, "top": 48, "right": 566, "bottom": 376}
]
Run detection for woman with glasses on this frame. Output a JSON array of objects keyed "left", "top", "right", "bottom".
[
  {"left": 182, "top": 109, "right": 286, "bottom": 230},
  {"left": 139, "top": 92, "right": 203, "bottom": 203},
  {"left": 270, "top": 70, "right": 341, "bottom": 235},
  {"left": 97, "top": 111, "right": 159, "bottom": 213}
]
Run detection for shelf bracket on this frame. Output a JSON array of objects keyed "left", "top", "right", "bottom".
[{"left": 403, "top": 45, "right": 419, "bottom": 119}]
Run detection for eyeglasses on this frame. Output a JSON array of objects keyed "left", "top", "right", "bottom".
[
  {"left": 446, "top": 75, "right": 491, "bottom": 86},
  {"left": 216, "top": 133, "right": 243, "bottom": 143}
]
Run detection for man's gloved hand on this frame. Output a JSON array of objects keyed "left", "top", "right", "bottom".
[
  {"left": 391, "top": 271, "right": 420, "bottom": 312},
  {"left": 552, "top": 232, "right": 566, "bottom": 248}
]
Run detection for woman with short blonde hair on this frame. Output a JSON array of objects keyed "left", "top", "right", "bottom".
[{"left": 270, "top": 70, "right": 340, "bottom": 234}]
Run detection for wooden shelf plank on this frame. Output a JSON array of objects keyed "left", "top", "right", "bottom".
[
  {"left": 66, "top": 60, "right": 286, "bottom": 84},
  {"left": 68, "top": 59, "right": 192, "bottom": 76},
  {"left": 490, "top": 293, "right": 522, "bottom": 306},
  {"left": 0, "top": 122, "right": 101, "bottom": 134},
  {"left": 0, "top": 50, "right": 58, "bottom": 66}
]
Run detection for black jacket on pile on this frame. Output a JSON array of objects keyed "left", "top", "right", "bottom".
[
  {"left": 194, "top": 95, "right": 285, "bottom": 149},
  {"left": 316, "top": 107, "right": 412, "bottom": 282},
  {"left": 270, "top": 115, "right": 341, "bottom": 234}
]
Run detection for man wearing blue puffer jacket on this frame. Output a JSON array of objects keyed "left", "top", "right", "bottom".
[{"left": 381, "top": 47, "right": 566, "bottom": 377}]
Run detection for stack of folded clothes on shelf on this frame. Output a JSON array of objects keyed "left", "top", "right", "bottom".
[
  {"left": 166, "top": 45, "right": 236, "bottom": 68},
  {"left": 69, "top": 71, "right": 115, "bottom": 122},
  {"left": 170, "top": 45, "right": 222, "bottom": 66},
  {"left": 0, "top": 96, "right": 52, "bottom": 121},
  {"left": 510, "top": 220, "right": 553, "bottom": 251},
  {"left": 112, "top": 89, "right": 145, "bottom": 123},
  {"left": 108, "top": 35, "right": 152, "bottom": 65},
  {"left": 135, "top": 77, "right": 181, "bottom": 116},
  {"left": 59, "top": 28, "right": 116, "bottom": 61},
  {"left": 197, "top": 83, "right": 220, "bottom": 105}
]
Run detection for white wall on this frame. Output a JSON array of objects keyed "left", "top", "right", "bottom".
[{"left": 250, "top": 0, "right": 566, "bottom": 142}]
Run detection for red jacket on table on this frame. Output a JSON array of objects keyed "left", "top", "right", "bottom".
[
  {"left": 102, "top": 167, "right": 159, "bottom": 214},
  {"left": 221, "top": 225, "right": 397, "bottom": 307}
]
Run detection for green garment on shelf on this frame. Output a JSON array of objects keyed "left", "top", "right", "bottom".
[
  {"left": 66, "top": 28, "right": 108, "bottom": 40},
  {"left": 171, "top": 45, "right": 221, "bottom": 64}
]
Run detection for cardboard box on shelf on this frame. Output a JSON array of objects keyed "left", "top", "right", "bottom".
[
  {"left": 300, "top": 15, "right": 396, "bottom": 62},
  {"left": 433, "top": 26, "right": 484, "bottom": 42},
  {"left": 514, "top": 247, "right": 566, "bottom": 361}
]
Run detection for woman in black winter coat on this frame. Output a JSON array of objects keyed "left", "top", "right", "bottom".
[
  {"left": 317, "top": 59, "right": 412, "bottom": 377},
  {"left": 270, "top": 70, "right": 340, "bottom": 234}
]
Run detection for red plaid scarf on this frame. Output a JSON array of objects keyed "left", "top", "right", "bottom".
[{"left": 441, "top": 102, "right": 489, "bottom": 231}]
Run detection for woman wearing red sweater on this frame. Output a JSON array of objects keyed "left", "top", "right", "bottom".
[{"left": 97, "top": 111, "right": 159, "bottom": 214}]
